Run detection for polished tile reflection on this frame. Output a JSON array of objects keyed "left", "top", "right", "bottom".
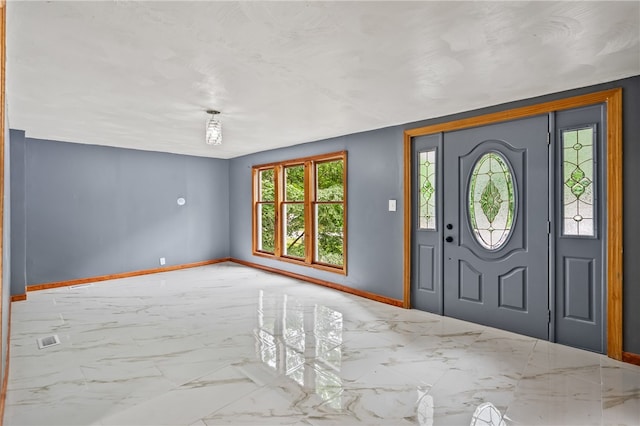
[
  {"left": 255, "top": 291, "right": 343, "bottom": 409},
  {"left": 5, "top": 262, "right": 640, "bottom": 425}
]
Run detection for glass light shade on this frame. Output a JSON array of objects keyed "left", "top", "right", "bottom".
[{"left": 206, "top": 113, "right": 222, "bottom": 145}]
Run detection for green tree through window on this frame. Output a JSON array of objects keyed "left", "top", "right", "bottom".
[
  {"left": 315, "top": 160, "right": 344, "bottom": 266},
  {"left": 257, "top": 169, "right": 275, "bottom": 253},
  {"left": 283, "top": 164, "right": 305, "bottom": 258}
]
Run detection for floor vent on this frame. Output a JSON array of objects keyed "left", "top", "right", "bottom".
[
  {"left": 37, "top": 335, "right": 61, "bottom": 350},
  {"left": 69, "top": 284, "right": 92, "bottom": 289}
]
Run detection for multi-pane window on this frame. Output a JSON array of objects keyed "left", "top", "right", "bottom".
[{"left": 253, "top": 151, "right": 347, "bottom": 273}]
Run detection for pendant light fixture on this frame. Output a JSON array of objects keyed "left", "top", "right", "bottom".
[{"left": 205, "top": 110, "right": 222, "bottom": 145}]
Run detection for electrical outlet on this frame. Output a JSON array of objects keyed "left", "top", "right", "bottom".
[{"left": 159, "top": 257, "right": 166, "bottom": 266}]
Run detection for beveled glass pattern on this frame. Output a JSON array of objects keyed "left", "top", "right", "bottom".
[
  {"left": 418, "top": 150, "right": 436, "bottom": 229},
  {"left": 562, "top": 127, "right": 595, "bottom": 236},
  {"left": 469, "top": 152, "right": 515, "bottom": 250}
]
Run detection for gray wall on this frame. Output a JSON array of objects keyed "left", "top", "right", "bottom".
[
  {"left": 2, "top": 102, "right": 11, "bottom": 399},
  {"left": 10, "top": 129, "right": 25, "bottom": 295},
  {"left": 229, "top": 75, "right": 640, "bottom": 354},
  {"left": 13, "top": 138, "right": 229, "bottom": 287},
  {"left": 9, "top": 76, "right": 640, "bottom": 354},
  {"left": 230, "top": 127, "right": 405, "bottom": 301}
]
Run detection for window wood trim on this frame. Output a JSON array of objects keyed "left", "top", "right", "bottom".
[
  {"left": 252, "top": 151, "right": 347, "bottom": 275},
  {"left": 0, "top": 6, "right": 6, "bottom": 413}
]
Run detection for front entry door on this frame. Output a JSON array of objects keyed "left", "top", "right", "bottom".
[{"left": 442, "top": 116, "right": 550, "bottom": 339}]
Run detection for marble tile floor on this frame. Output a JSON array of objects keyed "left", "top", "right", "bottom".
[{"left": 4, "top": 262, "right": 640, "bottom": 425}]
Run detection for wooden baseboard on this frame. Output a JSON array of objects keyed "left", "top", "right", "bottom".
[
  {"left": 10, "top": 294, "right": 25, "bottom": 302},
  {"left": 622, "top": 351, "right": 640, "bottom": 366},
  {"left": 0, "top": 301, "right": 12, "bottom": 426},
  {"left": 230, "top": 258, "right": 404, "bottom": 307},
  {"left": 27, "top": 258, "right": 231, "bottom": 292}
]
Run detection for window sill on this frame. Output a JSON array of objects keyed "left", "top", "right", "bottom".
[{"left": 252, "top": 251, "right": 347, "bottom": 276}]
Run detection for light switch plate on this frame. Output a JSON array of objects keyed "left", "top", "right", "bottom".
[{"left": 389, "top": 199, "right": 397, "bottom": 211}]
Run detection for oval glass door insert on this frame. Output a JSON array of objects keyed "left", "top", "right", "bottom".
[{"left": 468, "top": 152, "right": 516, "bottom": 250}]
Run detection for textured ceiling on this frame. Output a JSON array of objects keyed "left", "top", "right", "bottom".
[{"left": 6, "top": 1, "right": 640, "bottom": 159}]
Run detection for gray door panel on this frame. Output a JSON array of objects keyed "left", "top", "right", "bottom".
[
  {"left": 443, "top": 116, "right": 550, "bottom": 340},
  {"left": 412, "top": 134, "right": 443, "bottom": 314},
  {"left": 554, "top": 105, "right": 606, "bottom": 353},
  {"left": 410, "top": 107, "right": 607, "bottom": 352}
]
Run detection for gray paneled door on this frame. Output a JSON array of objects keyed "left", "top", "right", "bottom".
[
  {"left": 412, "top": 133, "right": 443, "bottom": 314},
  {"left": 412, "top": 110, "right": 607, "bottom": 349},
  {"left": 554, "top": 105, "right": 606, "bottom": 353},
  {"left": 412, "top": 116, "right": 550, "bottom": 340},
  {"left": 442, "top": 116, "right": 550, "bottom": 339}
]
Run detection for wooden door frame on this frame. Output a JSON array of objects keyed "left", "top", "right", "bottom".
[
  {"left": 403, "top": 88, "right": 623, "bottom": 360},
  {"left": 0, "top": 0, "right": 7, "bottom": 419}
]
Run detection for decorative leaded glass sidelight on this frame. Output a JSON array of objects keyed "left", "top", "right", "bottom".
[
  {"left": 468, "top": 152, "right": 516, "bottom": 250},
  {"left": 562, "top": 127, "right": 595, "bottom": 236},
  {"left": 418, "top": 150, "right": 436, "bottom": 229}
]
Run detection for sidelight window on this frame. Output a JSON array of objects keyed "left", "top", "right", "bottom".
[
  {"left": 418, "top": 149, "right": 437, "bottom": 229},
  {"left": 562, "top": 126, "right": 596, "bottom": 237}
]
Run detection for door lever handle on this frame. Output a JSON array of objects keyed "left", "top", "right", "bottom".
[{"left": 445, "top": 236, "right": 454, "bottom": 243}]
